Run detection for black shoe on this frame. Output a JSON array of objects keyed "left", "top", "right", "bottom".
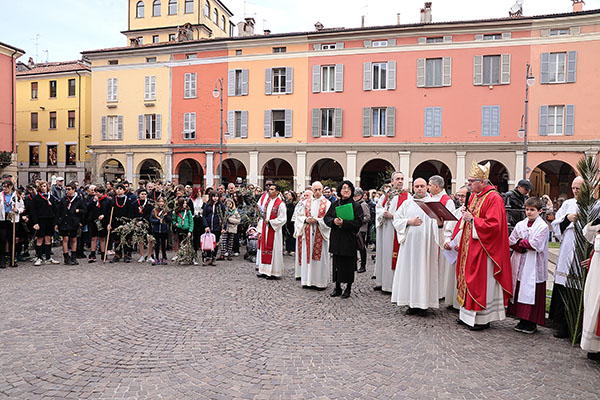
[
  {"left": 341, "top": 288, "right": 351, "bottom": 298},
  {"left": 256, "top": 273, "right": 266, "bottom": 278},
  {"left": 357, "top": 267, "right": 366, "bottom": 273},
  {"left": 76, "top": 252, "right": 86, "bottom": 259},
  {"left": 415, "top": 308, "right": 427, "bottom": 317},
  {"left": 71, "top": 255, "right": 79, "bottom": 265},
  {"left": 295, "top": 277, "right": 301, "bottom": 281},
  {"left": 64, "top": 256, "right": 73, "bottom": 266},
  {"left": 88, "top": 256, "right": 96, "bottom": 263},
  {"left": 109, "top": 256, "right": 121, "bottom": 264},
  {"left": 265, "top": 275, "right": 278, "bottom": 280},
  {"left": 124, "top": 256, "right": 132, "bottom": 263},
  {"left": 406, "top": 307, "right": 419, "bottom": 315},
  {"left": 587, "top": 352, "right": 600, "bottom": 361},
  {"left": 554, "top": 328, "right": 569, "bottom": 339},
  {"left": 469, "top": 323, "right": 490, "bottom": 331},
  {"left": 9, "top": 261, "right": 18, "bottom": 268},
  {"left": 456, "top": 318, "right": 466, "bottom": 325},
  {"left": 373, "top": 286, "right": 382, "bottom": 291},
  {"left": 330, "top": 288, "right": 342, "bottom": 297}
]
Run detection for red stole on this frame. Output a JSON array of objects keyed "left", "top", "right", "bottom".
[
  {"left": 298, "top": 197, "right": 328, "bottom": 265},
  {"left": 383, "top": 192, "right": 408, "bottom": 270},
  {"left": 456, "top": 185, "right": 513, "bottom": 310},
  {"left": 440, "top": 194, "right": 452, "bottom": 207},
  {"left": 258, "top": 197, "right": 282, "bottom": 265}
]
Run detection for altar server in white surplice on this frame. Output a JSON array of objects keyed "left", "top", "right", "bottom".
[{"left": 391, "top": 178, "right": 440, "bottom": 315}]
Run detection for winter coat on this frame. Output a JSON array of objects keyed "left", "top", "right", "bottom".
[
  {"left": 149, "top": 208, "right": 172, "bottom": 234},
  {"left": 202, "top": 202, "right": 225, "bottom": 232},
  {"left": 324, "top": 198, "right": 363, "bottom": 257},
  {"left": 57, "top": 193, "right": 87, "bottom": 231},
  {"left": 173, "top": 209, "right": 194, "bottom": 233},
  {"left": 225, "top": 209, "right": 241, "bottom": 234},
  {"left": 29, "top": 192, "right": 58, "bottom": 225}
]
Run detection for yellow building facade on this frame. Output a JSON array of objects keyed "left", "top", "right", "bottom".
[
  {"left": 15, "top": 61, "right": 91, "bottom": 187},
  {"left": 124, "top": 0, "right": 233, "bottom": 45}
]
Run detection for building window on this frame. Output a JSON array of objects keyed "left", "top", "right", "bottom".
[
  {"left": 481, "top": 106, "right": 500, "bottom": 137},
  {"left": 227, "top": 69, "right": 248, "bottom": 96},
  {"left": 272, "top": 110, "right": 286, "bottom": 137},
  {"left": 483, "top": 33, "right": 502, "bottom": 40},
  {"left": 49, "top": 112, "right": 57, "bottom": 129},
  {"left": 152, "top": 35, "right": 159, "bottom": 43},
  {"left": 235, "top": 49, "right": 242, "bottom": 55},
  {"left": 144, "top": 114, "right": 158, "bottom": 139},
  {"left": 68, "top": 110, "right": 76, "bottom": 128},
  {"left": 424, "top": 107, "right": 442, "bottom": 137},
  {"left": 107, "top": 78, "right": 118, "bottom": 102},
  {"left": 108, "top": 60, "right": 118, "bottom": 65},
  {"left": 102, "top": 115, "right": 123, "bottom": 140},
  {"left": 29, "top": 146, "right": 39, "bottom": 166},
  {"left": 372, "top": 63, "right": 387, "bottom": 90},
  {"left": 547, "top": 105, "right": 565, "bottom": 135},
  {"left": 549, "top": 52, "right": 566, "bottom": 83},
  {"left": 321, "top": 65, "right": 335, "bottom": 92},
  {"left": 321, "top": 43, "right": 337, "bottom": 50},
  {"left": 272, "top": 68, "right": 286, "bottom": 93},
  {"left": 183, "top": 112, "right": 196, "bottom": 139},
  {"left": 136, "top": 1, "right": 145, "bottom": 17},
  {"left": 30, "top": 112, "right": 38, "bottom": 130},
  {"left": 144, "top": 76, "right": 156, "bottom": 101},
  {"left": 169, "top": 33, "right": 176, "bottom": 41},
  {"left": 49, "top": 80, "right": 57, "bottom": 98},
  {"left": 371, "top": 108, "right": 387, "bottom": 136},
  {"left": 137, "top": 37, "right": 143, "bottom": 45},
  {"left": 221, "top": 15, "right": 226, "bottom": 30},
  {"left": 483, "top": 55, "right": 501, "bottom": 85},
  {"left": 550, "top": 29, "right": 569, "bottom": 36},
  {"left": 312, "top": 108, "right": 342, "bottom": 137},
  {"left": 540, "top": 104, "right": 574, "bottom": 136},
  {"left": 228, "top": 110, "right": 248, "bottom": 138},
  {"left": 213, "top": 8, "right": 218, "bottom": 23},
  {"left": 146, "top": 57, "right": 157, "bottom": 63},
  {"left": 68, "top": 78, "right": 76, "bottom": 96},
  {"left": 425, "top": 58, "right": 442, "bottom": 87},
  {"left": 185, "top": 0, "right": 193, "bottom": 13},
  {"left": 234, "top": 111, "right": 242, "bottom": 138},
  {"left": 273, "top": 46, "right": 286, "bottom": 53},
  {"left": 185, "top": 53, "right": 197, "bottom": 59},
  {"left": 426, "top": 37, "right": 443, "bottom": 43},
  {"left": 541, "top": 51, "right": 576, "bottom": 84},
  {"left": 31, "top": 82, "right": 38, "bottom": 99},
  {"left": 47, "top": 145, "right": 57, "bottom": 166},
  {"left": 66, "top": 144, "right": 76, "bottom": 166},
  {"left": 235, "top": 70, "right": 242, "bottom": 95},
  {"left": 372, "top": 40, "right": 388, "bottom": 47},
  {"left": 204, "top": 0, "right": 210, "bottom": 16},
  {"left": 320, "top": 109, "right": 335, "bottom": 136},
  {"left": 168, "top": 0, "right": 177, "bottom": 15},
  {"left": 153, "top": 0, "right": 161, "bottom": 16},
  {"left": 184, "top": 73, "right": 197, "bottom": 98}
]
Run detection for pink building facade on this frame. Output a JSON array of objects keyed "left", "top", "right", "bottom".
[{"left": 0, "top": 41, "right": 24, "bottom": 169}]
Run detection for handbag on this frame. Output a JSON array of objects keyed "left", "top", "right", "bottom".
[{"left": 355, "top": 232, "right": 365, "bottom": 252}]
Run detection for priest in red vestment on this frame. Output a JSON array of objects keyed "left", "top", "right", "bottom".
[{"left": 455, "top": 162, "right": 513, "bottom": 330}]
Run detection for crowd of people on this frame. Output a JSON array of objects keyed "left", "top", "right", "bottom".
[{"left": 0, "top": 161, "right": 598, "bottom": 362}]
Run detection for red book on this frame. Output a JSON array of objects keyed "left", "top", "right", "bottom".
[{"left": 414, "top": 200, "right": 458, "bottom": 221}]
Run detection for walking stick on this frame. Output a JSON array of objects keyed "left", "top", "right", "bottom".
[
  {"left": 103, "top": 207, "right": 114, "bottom": 263},
  {"left": 11, "top": 212, "right": 16, "bottom": 267}
]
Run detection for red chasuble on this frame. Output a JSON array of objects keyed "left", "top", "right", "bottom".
[
  {"left": 258, "top": 197, "right": 283, "bottom": 265},
  {"left": 456, "top": 185, "right": 513, "bottom": 311}
]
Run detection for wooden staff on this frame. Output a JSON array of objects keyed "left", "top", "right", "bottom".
[{"left": 103, "top": 207, "right": 114, "bottom": 263}]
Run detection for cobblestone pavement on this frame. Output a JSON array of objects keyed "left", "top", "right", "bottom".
[{"left": 1, "top": 252, "right": 599, "bottom": 399}]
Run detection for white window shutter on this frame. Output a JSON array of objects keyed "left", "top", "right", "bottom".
[
  {"left": 362, "top": 108, "right": 371, "bottom": 137},
  {"left": 191, "top": 73, "right": 197, "bottom": 97},
  {"left": 501, "top": 54, "right": 511, "bottom": 84},
  {"left": 313, "top": 44, "right": 321, "bottom": 51},
  {"left": 106, "top": 79, "right": 112, "bottom": 102},
  {"left": 112, "top": 78, "right": 118, "bottom": 101},
  {"left": 567, "top": 51, "right": 577, "bottom": 83},
  {"left": 540, "top": 29, "right": 550, "bottom": 37},
  {"left": 387, "top": 39, "right": 396, "bottom": 46},
  {"left": 241, "top": 69, "right": 249, "bottom": 95},
  {"left": 473, "top": 55, "right": 483, "bottom": 85},
  {"left": 481, "top": 106, "right": 491, "bottom": 136},
  {"left": 424, "top": 108, "right": 433, "bottom": 137},
  {"left": 285, "top": 67, "right": 294, "bottom": 94},
  {"left": 311, "top": 109, "right": 320, "bottom": 137},
  {"left": 570, "top": 26, "right": 581, "bottom": 35},
  {"left": 227, "top": 110, "right": 234, "bottom": 137},
  {"left": 474, "top": 34, "right": 483, "bottom": 41},
  {"left": 144, "top": 76, "right": 150, "bottom": 100},
  {"left": 138, "top": 115, "right": 144, "bottom": 139},
  {"left": 184, "top": 74, "right": 190, "bottom": 97},
  {"left": 363, "top": 40, "right": 372, "bottom": 48},
  {"left": 417, "top": 58, "right": 425, "bottom": 87},
  {"left": 335, "top": 64, "right": 344, "bottom": 92},
  {"left": 184, "top": 113, "right": 190, "bottom": 132},
  {"left": 443, "top": 36, "right": 452, "bottom": 42},
  {"left": 241, "top": 111, "right": 248, "bottom": 138},
  {"left": 227, "top": 69, "right": 235, "bottom": 96},
  {"left": 387, "top": 61, "right": 396, "bottom": 90},
  {"left": 417, "top": 37, "right": 426, "bottom": 44},
  {"left": 284, "top": 109, "right": 292, "bottom": 138},
  {"left": 565, "top": 105, "right": 575, "bottom": 135},
  {"left": 101, "top": 116, "right": 107, "bottom": 140},
  {"left": 386, "top": 107, "right": 395, "bottom": 137},
  {"left": 150, "top": 76, "right": 156, "bottom": 100},
  {"left": 502, "top": 32, "right": 512, "bottom": 40},
  {"left": 335, "top": 42, "right": 344, "bottom": 49},
  {"left": 312, "top": 65, "right": 321, "bottom": 93},
  {"left": 434, "top": 108, "right": 442, "bottom": 137},
  {"left": 363, "top": 62, "right": 372, "bottom": 91},
  {"left": 540, "top": 53, "right": 549, "bottom": 84},
  {"left": 442, "top": 57, "right": 452, "bottom": 87},
  {"left": 156, "top": 114, "right": 162, "bottom": 139},
  {"left": 539, "top": 105, "right": 548, "bottom": 136},
  {"left": 264, "top": 69, "right": 272, "bottom": 95},
  {"left": 334, "top": 108, "right": 342, "bottom": 138},
  {"left": 117, "top": 115, "right": 123, "bottom": 139},
  {"left": 264, "top": 111, "right": 272, "bottom": 138}
]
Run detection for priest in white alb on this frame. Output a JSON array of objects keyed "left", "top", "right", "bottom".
[
  {"left": 444, "top": 185, "right": 468, "bottom": 310},
  {"left": 375, "top": 171, "right": 409, "bottom": 292},
  {"left": 582, "top": 211, "right": 600, "bottom": 361},
  {"left": 391, "top": 178, "right": 440, "bottom": 315},
  {"left": 295, "top": 182, "right": 331, "bottom": 289},
  {"left": 257, "top": 184, "right": 287, "bottom": 279},
  {"left": 293, "top": 189, "right": 312, "bottom": 280}
]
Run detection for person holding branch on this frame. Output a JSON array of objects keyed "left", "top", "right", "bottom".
[
  {"left": 324, "top": 180, "right": 363, "bottom": 299},
  {"left": 0, "top": 180, "right": 24, "bottom": 268}
]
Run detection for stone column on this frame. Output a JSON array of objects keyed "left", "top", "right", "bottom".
[
  {"left": 206, "top": 151, "right": 214, "bottom": 188},
  {"left": 345, "top": 151, "right": 357, "bottom": 185},
  {"left": 296, "top": 151, "right": 306, "bottom": 192},
  {"left": 126, "top": 152, "right": 134, "bottom": 183},
  {"left": 399, "top": 151, "right": 410, "bottom": 185},
  {"left": 456, "top": 151, "right": 466, "bottom": 191},
  {"left": 249, "top": 151, "right": 259, "bottom": 186},
  {"left": 514, "top": 150, "right": 524, "bottom": 187},
  {"left": 165, "top": 152, "right": 173, "bottom": 182}
]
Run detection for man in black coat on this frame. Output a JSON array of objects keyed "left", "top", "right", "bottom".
[
  {"left": 57, "top": 181, "right": 87, "bottom": 265},
  {"left": 504, "top": 179, "right": 532, "bottom": 232}
]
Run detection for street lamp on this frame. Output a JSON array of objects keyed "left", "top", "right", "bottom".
[
  {"left": 212, "top": 78, "right": 224, "bottom": 186},
  {"left": 518, "top": 63, "right": 535, "bottom": 180}
]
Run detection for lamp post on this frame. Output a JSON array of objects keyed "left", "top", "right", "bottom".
[
  {"left": 212, "top": 78, "right": 224, "bottom": 186},
  {"left": 517, "top": 63, "right": 535, "bottom": 180}
]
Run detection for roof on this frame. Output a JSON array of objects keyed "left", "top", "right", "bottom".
[
  {"left": 0, "top": 41, "right": 25, "bottom": 55},
  {"left": 16, "top": 60, "right": 91, "bottom": 76},
  {"left": 82, "top": 8, "right": 600, "bottom": 55}
]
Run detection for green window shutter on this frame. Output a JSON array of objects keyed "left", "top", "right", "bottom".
[
  {"left": 363, "top": 108, "right": 371, "bottom": 137},
  {"left": 473, "top": 55, "right": 483, "bottom": 85},
  {"left": 386, "top": 107, "right": 395, "bottom": 137},
  {"left": 312, "top": 109, "right": 320, "bottom": 137},
  {"left": 363, "top": 62, "right": 372, "bottom": 91},
  {"left": 334, "top": 108, "right": 343, "bottom": 138}
]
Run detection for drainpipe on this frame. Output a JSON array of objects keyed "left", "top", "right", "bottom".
[
  {"left": 75, "top": 69, "right": 82, "bottom": 181},
  {"left": 10, "top": 49, "right": 17, "bottom": 154}
]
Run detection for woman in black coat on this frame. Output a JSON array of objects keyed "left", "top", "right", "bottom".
[{"left": 324, "top": 180, "right": 363, "bottom": 298}]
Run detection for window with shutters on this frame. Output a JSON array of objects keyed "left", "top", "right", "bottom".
[
  {"left": 228, "top": 69, "right": 248, "bottom": 96},
  {"left": 183, "top": 112, "right": 196, "bottom": 139},
  {"left": 321, "top": 65, "right": 335, "bottom": 92},
  {"left": 320, "top": 109, "right": 335, "bottom": 137},
  {"left": 168, "top": 0, "right": 177, "bottom": 15},
  {"left": 272, "top": 47, "right": 286, "bottom": 53},
  {"left": 153, "top": 0, "right": 161, "bottom": 16},
  {"left": 31, "top": 82, "right": 38, "bottom": 99},
  {"left": 228, "top": 110, "right": 248, "bottom": 138},
  {"left": 185, "top": 0, "right": 193, "bottom": 13},
  {"left": 424, "top": 107, "right": 442, "bottom": 137},
  {"left": 136, "top": 1, "right": 144, "bottom": 17},
  {"left": 372, "top": 40, "right": 388, "bottom": 47},
  {"left": 426, "top": 37, "right": 443, "bottom": 43},
  {"left": 144, "top": 114, "right": 158, "bottom": 139},
  {"left": 68, "top": 110, "right": 76, "bottom": 128},
  {"left": 49, "top": 112, "right": 57, "bottom": 129},
  {"left": 107, "top": 78, "right": 118, "bottom": 102},
  {"left": 272, "top": 110, "right": 286, "bottom": 138},
  {"left": 549, "top": 52, "right": 566, "bottom": 83},
  {"left": 550, "top": 29, "right": 569, "bottom": 36},
  {"left": 146, "top": 57, "right": 157, "bottom": 63},
  {"left": 184, "top": 73, "right": 197, "bottom": 98},
  {"left": 233, "top": 111, "right": 243, "bottom": 138},
  {"left": 272, "top": 68, "right": 286, "bottom": 93},
  {"left": 483, "top": 55, "right": 501, "bottom": 85},
  {"left": 372, "top": 108, "right": 387, "bottom": 136},
  {"left": 105, "top": 116, "right": 121, "bottom": 140},
  {"left": 49, "top": 80, "right": 57, "bottom": 98},
  {"left": 481, "top": 106, "right": 500, "bottom": 136},
  {"left": 425, "top": 58, "right": 442, "bottom": 87},
  {"left": 68, "top": 79, "right": 76, "bottom": 96},
  {"left": 483, "top": 34, "right": 502, "bottom": 40},
  {"left": 547, "top": 105, "right": 565, "bottom": 135},
  {"left": 372, "top": 63, "right": 387, "bottom": 90},
  {"left": 30, "top": 112, "right": 38, "bottom": 130},
  {"left": 144, "top": 76, "right": 156, "bottom": 100}
]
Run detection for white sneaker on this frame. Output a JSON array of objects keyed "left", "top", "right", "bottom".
[
  {"left": 47, "top": 257, "right": 60, "bottom": 265},
  {"left": 147, "top": 257, "right": 155, "bottom": 264},
  {"left": 193, "top": 260, "right": 199, "bottom": 265},
  {"left": 34, "top": 258, "right": 43, "bottom": 266},
  {"left": 233, "top": 252, "right": 239, "bottom": 257},
  {"left": 171, "top": 255, "right": 178, "bottom": 261},
  {"left": 138, "top": 255, "right": 146, "bottom": 263}
]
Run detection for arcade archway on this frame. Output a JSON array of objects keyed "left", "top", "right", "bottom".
[
  {"left": 412, "top": 160, "right": 452, "bottom": 192},
  {"left": 101, "top": 159, "right": 125, "bottom": 183},
  {"left": 360, "top": 159, "right": 395, "bottom": 190},
  {"left": 177, "top": 159, "right": 204, "bottom": 186},
  {"left": 530, "top": 161, "right": 577, "bottom": 200},
  {"left": 310, "top": 158, "right": 344, "bottom": 187}
]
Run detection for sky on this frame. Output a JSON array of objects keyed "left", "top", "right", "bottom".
[{"left": 2, "top": 0, "right": 600, "bottom": 62}]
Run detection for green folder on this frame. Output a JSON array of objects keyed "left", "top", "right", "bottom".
[{"left": 335, "top": 203, "right": 354, "bottom": 221}]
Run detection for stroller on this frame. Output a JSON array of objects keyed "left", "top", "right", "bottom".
[{"left": 244, "top": 226, "right": 258, "bottom": 263}]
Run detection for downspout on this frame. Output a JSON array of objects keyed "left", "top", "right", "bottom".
[
  {"left": 10, "top": 49, "right": 17, "bottom": 154},
  {"left": 75, "top": 70, "right": 82, "bottom": 177}
]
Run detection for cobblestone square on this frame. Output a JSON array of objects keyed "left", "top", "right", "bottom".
[{"left": 1, "top": 255, "right": 598, "bottom": 399}]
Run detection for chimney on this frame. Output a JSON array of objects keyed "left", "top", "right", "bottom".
[
  {"left": 263, "top": 29, "right": 271, "bottom": 35},
  {"left": 420, "top": 2, "right": 432, "bottom": 24},
  {"left": 315, "top": 21, "right": 324, "bottom": 31},
  {"left": 27, "top": 57, "right": 35, "bottom": 68},
  {"left": 397, "top": 13, "right": 401, "bottom": 25},
  {"left": 237, "top": 17, "right": 255, "bottom": 37},
  {"left": 573, "top": 0, "right": 584, "bottom": 12}
]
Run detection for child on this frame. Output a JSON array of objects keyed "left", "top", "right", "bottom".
[
  {"left": 507, "top": 197, "right": 549, "bottom": 334},
  {"left": 172, "top": 198, "right": 194, "bottom": 259},
  {"left": 220, "top": 198, "right": 241, "bottom": 261},
  {"left": 149, "top": 197, "right": 171, "bottom": 265},
  {"left": 200, "top": 228, "right": 217, "bottom": 266},
  {"left": 244, "top": 226, "right": 258, "bottom": 264}
]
